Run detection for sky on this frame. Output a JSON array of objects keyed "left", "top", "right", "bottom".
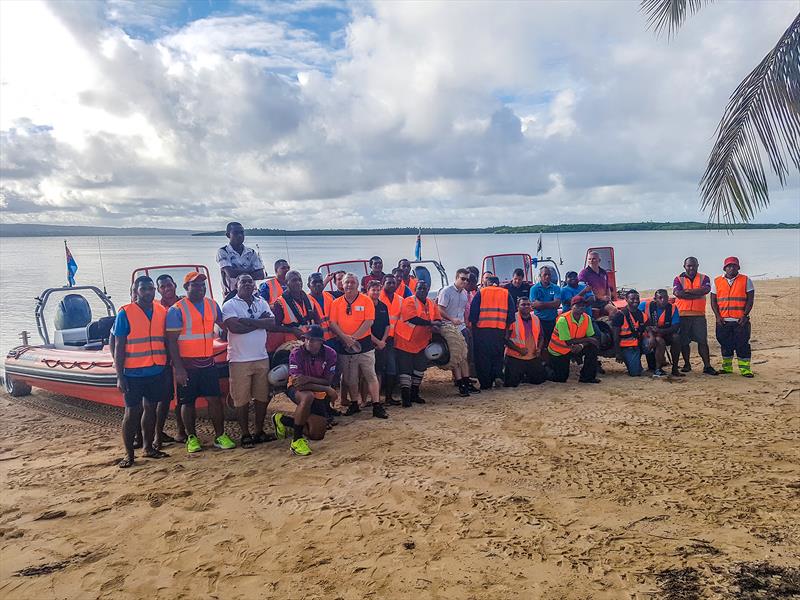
[{"left": 1, "top": 0, "right": 798, "bottom": 230}]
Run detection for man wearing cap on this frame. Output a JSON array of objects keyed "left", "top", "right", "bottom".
[
  {"left": 272, "top": 325, "right": 338, "bottom": 456},
  {"left": 560, "top": 271, "right": 594, "bottom": 313},
  {"left": 548, "top": 296, "right": 600, "bottom": 383},
  {"left": 673, "top": 257, "right": 717, "bottom": 375},
  {"left": 216, "top": 222, "right": 265, "bottom": 300},
  {"left": 711, "top": 257, "right": 755, "bottom": 377},
  {"left": 112, "top": 275, "right": 171, "bottom": 468},
  {"left": 222, "top": 274, "right": 276, "bottom": 448},
  {"left": 166, "top": 271, "right": 236, "bottom": 453}
]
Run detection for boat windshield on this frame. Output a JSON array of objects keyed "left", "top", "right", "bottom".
[
  {"left": 483, "top": 254, "right": 532, "bottom": 284},
  {"left": 317, "top": 261, "right": 369, "bottom": 291}
]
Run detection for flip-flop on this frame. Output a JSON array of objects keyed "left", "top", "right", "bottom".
[
  {"left": 143, "top": 449, "right": 169, "bottom": 459},
  {"left": 118, "top": 457, "right": 135, "bottom": 469}
]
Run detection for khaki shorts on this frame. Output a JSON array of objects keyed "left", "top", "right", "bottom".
[
  {"left": 339, "top": 349, "right": 379, "bottom": 387},
  {"left": 228, "top": 358, "right": 270, "bottom": 407}
]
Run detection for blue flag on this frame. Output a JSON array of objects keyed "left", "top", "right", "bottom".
[
  {"left": 414, "top": 231, "right": 421, "bottom": 261},
  {"left": 65, "top": 241, "right": 77, "bottom": 286}
]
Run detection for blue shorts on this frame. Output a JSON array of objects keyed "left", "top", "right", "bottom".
[{"left": 123, "top": 368, "right": 171, "bottom": 408}]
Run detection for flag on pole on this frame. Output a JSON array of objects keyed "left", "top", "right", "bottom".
[
  {"left": 536, "top": 233, "right": 543, "bottom": 256},
  {"left": 414, "top": 230, "right": 422, "bottom": 261},
  {"left": 65, "top": 241, "right": 78, "bottom": 287}
]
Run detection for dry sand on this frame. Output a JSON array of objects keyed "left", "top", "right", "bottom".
[{"left": 1, "top": 278, "right": 799, "bottom": 599}]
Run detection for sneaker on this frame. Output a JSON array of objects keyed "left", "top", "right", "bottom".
[
  {"left": 372, "top": 404, "right": 388, "bottom": 419},
  {"left": 272, "top": 412, "right": 290, "bottom": 440},
  {"left": 290, "top": 437, "right": 312, "bottom": 456},
  {"left": 186, "top": 434, "right": 202, "bottom": 454},
  {"left": 702, "top": 366, "right": 718, "bottom": 376},
  {"left": 466, "top": 382, "right": 481, "bottom": 394},
  {"left": 344, "top": 404, "right": 360, "bottom": 416},
  {"left": 653, "top": 369, "right": 667, "bottom": 378},
  {"left": 670, "top": 369, "right": 686, "bottom": 377},
  {"left": 458, "top": 383, "right": 470, "bottom": 397},
  {"left": 213, "top": 433, "right": 236, "bottom": 450}
]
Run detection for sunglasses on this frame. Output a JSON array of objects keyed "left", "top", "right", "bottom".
[{"left": 247, "top": 306, "right": 255, "bottom": 318}]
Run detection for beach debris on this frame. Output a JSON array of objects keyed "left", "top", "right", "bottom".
[
  {"left": 34, "top": 509, "right": 66, "bottom": 521},
  {"left": 656, "top": 566, "right": 702, "bottom": 600},
  {"left": 403, "top": 540, "right": 415, "bottom": 550},
  {"left": 14, "top": 551, "right": 93, "bottom": 577},
  {"left": 731, "top": 561, "right": 800, "bottom": 599}
]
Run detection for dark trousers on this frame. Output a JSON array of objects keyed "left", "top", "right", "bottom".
[
  {"left": 716, "top": 321, "right": 751, "bottom": 359},
  {"left": 540, "top": 319, "right": 557, "bottom": 348},
  {"left": 549, "top": 344, "right": 598, "bottom": 382},
  {"left": 504, "top": 356, "right": 547, "bottom": 387},
  {"left": 473, "top": 327, "right": 506, "bottom": 389}
]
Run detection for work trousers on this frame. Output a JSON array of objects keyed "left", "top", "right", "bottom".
[
  {"left": 504, "top": 356, "right": 547, "bottom": 387},
  {"left": 549, "top": 344, "right": 598, "bottom": 382},
  {"left": 716, "top": 320, "right": 751, "bottom": 359},
  {"left": 472, "top": 327, "right": 506, "bottom": 389}
]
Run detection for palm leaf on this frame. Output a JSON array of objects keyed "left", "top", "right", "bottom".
[
  {"left": 700, "top": 13, "right": 800, "bottom": 223},
  {"left": 641, "top": 0, "right": 711, "bottom": 38}
]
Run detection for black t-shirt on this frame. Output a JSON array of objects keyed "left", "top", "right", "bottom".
[
  {"left": 371, "top": 300, "right": 390, "bottom": 340},
  {"left": 503, "top": 282, "right": 532, "bottom": 306}
]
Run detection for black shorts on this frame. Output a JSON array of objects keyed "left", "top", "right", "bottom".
[
  {"left": 177, "top": 366, "right": 221, "bottom": 406},
  {"left": 286, "top": 387, "right": 328, "bottom": 417},
  {"left": 396, "top": 349, "right": 428, "bottom": 374},
  {"left": 124, "top": 368, "right": 171, "bottom": 408},
  {"left": 679, "top": 316, "right": 708, "bottom": 345}
]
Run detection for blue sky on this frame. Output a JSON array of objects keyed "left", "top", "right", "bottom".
[{"left": 1, "top": 0, "right": 798, "bottom": 229}]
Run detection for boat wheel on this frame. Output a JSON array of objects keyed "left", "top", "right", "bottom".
[{"left": 4, "top": 375, "right": 32, "bottom": 397}]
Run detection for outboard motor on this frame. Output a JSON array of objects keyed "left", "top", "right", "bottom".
[
  {"left": 412, "top": 265, "right": 432, "bottom": 297},
  {"left": 54, "top": 294, "right": 92, "bottom": 347}
]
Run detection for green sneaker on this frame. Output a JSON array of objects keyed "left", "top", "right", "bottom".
[
  {"left": 290, "top": 437, "right": 312, "bottom": 456},
  {"left": 186, "top": 435, "right": 202, "bottom": 454},
  {"left": 272, "top": 412, "right": 292, "bottom": 440},
  {"left": 213, "top": 433, "right": 236, "bottom": 450}
]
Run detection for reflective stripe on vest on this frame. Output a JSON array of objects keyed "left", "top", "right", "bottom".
[
  {"left": 380, "top": 291, "right": 402, "bottom": 337},
  {"left": 176, "top": 297, "right": 215, "bottom": 358},
  {"left": 310, "top": 292, "right": 334, "bottom": 340},
  {"left": 714, "top": 275, "right": 749, "bottom": 319},
  {"left": 548, "top": 312, "right": 590, "bottom": 355},
  {"left": 394, "top": 297, "right": 432, "bottom": 341},
  {"left": 121, "top": 302, "right": 168, "bottom": 369},
  {"left": 674, "top": 273, "right": 707, "bottom": 316},
  {"left": 476, "top": 287, "right": 509, "bottom": 329},
  {"left": 506, "top": 313, "right": 541, "bottom": 360},
  {"left": 618, "top": 308, "right": 643, "bottom": 348}
]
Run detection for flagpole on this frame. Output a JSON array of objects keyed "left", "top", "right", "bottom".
[{"left": 64, "top": 240, "right": 70, "bottom": 287}]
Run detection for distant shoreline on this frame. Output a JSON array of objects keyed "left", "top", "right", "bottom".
[{"left": 1, "top": 221, "right": 797, "bottom": 237}]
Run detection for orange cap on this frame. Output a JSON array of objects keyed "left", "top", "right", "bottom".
[{"left": 183, "top": 271, "right": 207, "bottom": 286}]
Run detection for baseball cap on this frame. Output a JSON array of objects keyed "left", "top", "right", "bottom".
[
  {"left": 183, "top": 271, "right": 207, "bottom": 286},
  {"left": 570, "top": 296, "right": 588, "bottom": 306},
  {"left": 303, "top": 324, "right": 325, "bottom": 340},
  {"left": 723, "top": 256, "right": 740, "bottom": 268}
]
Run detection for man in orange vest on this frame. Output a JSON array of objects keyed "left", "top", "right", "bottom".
[
  {"left": 112, "top": 275, "right": 171, "bottom": 468},
  {"left": 468, "top": 276, "right": 516, "bottom": 390},
  {"left": 504, "top": 297, "right": 546, "bottom": 386},
  {"left": 548, "top": 296, "right": 600, "bottom": 383},
  {"left": 258, "top": 258, "right": 290, "bottom": 303},
  {"left": 155, "top": 273, "right": 185, "bottom": 445},
  {"left": 396, "top": 258, "right": 418, "bottom": 297},
  {"left": 269, "top": 270, "right": 321, "bottom": 352},
  {"left": 378, "top": 273, "right": 402, "bottom": 403},
  {"left": 640, "top": 289, "right": 682, "bottom": 378},
  {"left": 307, "top": 272, "right": 335, "bottom": 341},
  {"left": 673, "top": 257, "right": 717, "bottom": 375},
  {"left": 711, "top": 257, "right": 755, "bottom": 377},
  {"left": 166, "top": 272, "right": 236, "bottom": 454},
  {"left": 611, "top": 289, "right": 646, "bottom": 376}
]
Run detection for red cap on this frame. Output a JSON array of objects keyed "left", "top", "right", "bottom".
[
  {"left": 723, "top": 256, "right": 740, "bottom": 268},
  {"left": 570, "top": 295, "right": 588, "bottom": 306},
  {"left": 183, "top": 271, "right": 207, "bottom": 286}
]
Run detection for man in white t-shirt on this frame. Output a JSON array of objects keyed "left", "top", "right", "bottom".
[
  {"left": 222, "top": 274, "right": 276, "bottom": 447},
  {"left": 437, "top": 268, "right": 478, "bottom": 397}
]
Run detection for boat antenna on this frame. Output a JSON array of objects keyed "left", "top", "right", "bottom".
[
  {"left": 432, "top": 231, "right": 443, "bottom": 265},
  {"left": 283, "top": 231, "right": 291, "bottom": 262},
  {"left": 97, "top": 236, "right": 107, "bottom": 294},
  {"left": 556, "top": 231, "right": 563, "bottom": 265}
]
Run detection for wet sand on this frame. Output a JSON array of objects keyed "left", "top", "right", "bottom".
[{"left": 1, "top": 278, "right": 798, "bottom": 599}]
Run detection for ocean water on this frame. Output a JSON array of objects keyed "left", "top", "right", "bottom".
[{"left": 1, "top": 229, "right": 798, "bottom": 359}]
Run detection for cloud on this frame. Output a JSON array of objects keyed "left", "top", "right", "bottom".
[{"left": 0, "top": 0, "right": 797, "bottom": 230}]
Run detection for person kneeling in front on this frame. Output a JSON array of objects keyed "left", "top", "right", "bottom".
[
  {"left": 272, "top": 325, "right": 338, "bottom": 456},
  {"left": 503, "top": 297, "right": 546, "bottom": 386},
  {"left": 548, "top": 296, "right": 601, "bottom": 383}
]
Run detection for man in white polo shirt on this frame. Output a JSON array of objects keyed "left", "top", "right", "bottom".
[{"left": 221, "top": 274, "right": 276, "bottom": 447}]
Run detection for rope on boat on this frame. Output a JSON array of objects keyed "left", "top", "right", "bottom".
[{"left": 42, "top": 359, "right": 114, "bottom": 370}]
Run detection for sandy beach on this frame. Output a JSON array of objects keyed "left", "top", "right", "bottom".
[{"left": 1, "top": 278, "right": 798, "bottom": 599}]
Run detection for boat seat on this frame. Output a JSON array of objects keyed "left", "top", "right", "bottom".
[
  {"left": 54, "top": 327, "right": 89, "bottom": 348},
  {"left": 86, "top": 316, "right": 115, "bottom": 344}
]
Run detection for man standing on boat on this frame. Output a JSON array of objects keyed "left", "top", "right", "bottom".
[
  {"left": 503, "top": 268, "right": 532, "bottom": 307},
  {"left": 711, "top": 257, "right": 755, "bottom": 377},
  {"left": 222, "top": 274, "right": 276, "bottom": 448},
  {"left": 673, "top": 257, "right": 717, "bottom": 375},
  {"left": 361, "top": 256, "right": 386, "bottom": 292},
  {"left": 112, "top": 275, "right": 171, "bottom": 468},
  {"left": 216, "top": 222, "right": 265, "bottom": 300},
  {"left": 166, "top": 272, "right": 237, "bottom": 453},
  {"left": 469, "top": 276, "right": 515, "bottom": 390},
  {"left": 396, "top": 259, "right": 418, "bottom": 297},
  {"left": 259, "top": 259, "right": 290, "bottom": 304},
  {"left": 579, "top": 251, "right": 618, "bottom": 317}
]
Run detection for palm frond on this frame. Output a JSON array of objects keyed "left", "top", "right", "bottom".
[
  {"left": 641, "top": 0, "right": 710, "bottom": 38},
  {"left": 700, "top": 13, "right": 800, "bottom": 224}
]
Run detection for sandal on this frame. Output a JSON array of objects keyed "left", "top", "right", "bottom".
[
  {"left": 118, "top": 457, "right": 135, "bottom": 469},
  {"left": 252, "top": 431, "right": 270, "bottom": 444},
  {"left": 240, "top": 434, "right": 256, "bottom": 449},
  {"left": 143, "top": 448, "right": 169, "bottom": 459}
]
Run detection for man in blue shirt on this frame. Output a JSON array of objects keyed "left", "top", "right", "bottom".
[
  {"left": 560, "top": 271, "right": 594, "bottom": 312},
  {"left": 639, "top": 289, "right": 682, "bottom": 378},
  {"left": 529, "top": 266, "right": 562, "bottom": 348}
]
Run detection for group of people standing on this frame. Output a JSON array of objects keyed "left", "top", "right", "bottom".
[{"left": 111, "top": 223, "right": 756, "bottom": 468}]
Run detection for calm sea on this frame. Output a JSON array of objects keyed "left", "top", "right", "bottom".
[{"left": 2, "top": 230, "right": 799, "bottom": 359}]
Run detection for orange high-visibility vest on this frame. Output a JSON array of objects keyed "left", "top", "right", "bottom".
[
  {"left": 506, "top": 313, "right": 541, "bottom": 360},
  {"left": 175, "top": 297, "right": 216, "bottom": 358},
  {"left": 263, "top": 278, "right": 284, "bottom": 302},
  {"left": 476, "top": 286, "right": 510, "bottom": 329},
  {"left": 309, "top": 291, "right": 334, "bottom": 340},
  {"left": 617, "top": 308, "right": 644, "bottom": 348},
  {"left": 394, "top": 296, "right": 438, "bottom": 353},
  {"left": 674, "top": 273, "right": 707, "bottom": 317},
  {"left": 714, "top": 274, "right": 750, "bottom": 319},
  {"left": 548, "top": 311, "right": 590, "bottom": 355},
  {"left": 380, "top": 290, "right": 402, "bottom": 337},
  {"left": 120, "top": 302, "right": 167, "bottom": 369}
]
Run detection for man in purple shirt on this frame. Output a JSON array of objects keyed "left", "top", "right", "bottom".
[
  {"left": 271, "top": 325, "right": 337, "bottom": 456},
  {"left": 579, "top": 251, "right": 618, "bottom": 317}
]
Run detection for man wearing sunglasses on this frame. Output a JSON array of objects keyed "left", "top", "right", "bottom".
[{"left": 438, "top": 268, "right": 478, "bottom": 397}]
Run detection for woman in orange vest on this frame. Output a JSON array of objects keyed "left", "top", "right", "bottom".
[
  {"left": 468, "top": 277, "right": 515, "bottom": 390},
  {"left": 394, "top": 280, "right": 441, "bottom": 407},
  {"left": 673, "top": 257, "right": 717, "bottom": 375},
  {"left": 547, "top": 296, "right": 600, "bottom": 383},
  {"left": 711, "top": 257, "right": 755, "bottom": 377},
  {"left": 503, "top": 297, "right": 546, "bottom": 386},
  {"left": 611, "top": 289, "right": 646, "bottom": 376},
  {"left": 112, "top": 275, "right": 171, "bottom": 468}
]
